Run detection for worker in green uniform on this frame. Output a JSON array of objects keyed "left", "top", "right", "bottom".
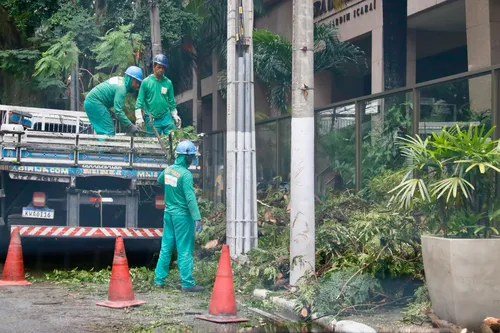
[
  {"left": 84, "top": 66, "right": 143, "bottom": 135},
  {"left": 134, "top": 54, "right": 181, "bottom": 136},
  {"left": 154, "top": 140, "right": 204, "bottom": 292}
]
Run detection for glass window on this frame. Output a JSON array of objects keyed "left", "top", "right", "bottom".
[
  {"left": 315, "top": 105, "right": 356, "bottom": 195},
  {"left": 361, "top": 92, "right": 413, "bottom": 188}
]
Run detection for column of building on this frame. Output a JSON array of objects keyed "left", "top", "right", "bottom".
[{"left": 466, "top": 0, "right": 500, "bottom": 114}]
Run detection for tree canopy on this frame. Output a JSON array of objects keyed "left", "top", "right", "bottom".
[{"left": 0, "top": 0, "right": 365, "bottom": 114}]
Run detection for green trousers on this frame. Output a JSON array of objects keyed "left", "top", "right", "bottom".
[
  {"left": 84, "top": 100, "right": 115, "bottom": 136},
  {"left": 145, "top": 112, "right": 175, "bottom": 137},
  {"left": 154, "top": 212, "right": 196, "bottom": 288}
]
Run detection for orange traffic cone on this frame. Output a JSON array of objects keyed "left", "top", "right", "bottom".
[
  {"left": 96, "top": 236, "right": 146, "bottom": 308},
  {"left": 195, "top": 244, "right": 248, "bottom": 323},
  {"left": 0, "top": 228, "right": 31, "bottom": 286}
]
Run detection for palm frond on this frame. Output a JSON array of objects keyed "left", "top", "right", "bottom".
[
  {"left": 313, "top": 23, "right": 366, "bottom": 73},
  {"left": 429, "top": 177, "right": 474, "bottom": 202}
]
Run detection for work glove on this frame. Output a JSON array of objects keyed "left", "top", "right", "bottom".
[
  {"left": 195, "top": 220, "right": 203, "bottom": 233},
  {"left": 171, "top": 109, "right": 182, "bottom": 129},
  {"left": 128, "top": 124, "right": 140, "bottom": 134},
  {"left": 135, "top": 109, "right": 144, "bottom": 129}
]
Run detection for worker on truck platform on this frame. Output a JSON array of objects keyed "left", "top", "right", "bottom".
[
  {"left": 134, "top": 54, "right": 182, "bottom": 136},
  {"left": 84, "top": 66, "right": 143, "bottom": 135},
  {"left": 154, "top": 140, "right": 204, "bottom": 292}
]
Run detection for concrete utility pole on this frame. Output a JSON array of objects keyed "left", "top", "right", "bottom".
[
  {"left": 149, "top": 0, "right": 162, "bottom": 57},
  {"left": 226, "top": 0, "right": 258, "bottom": 259},
  {"left": 289, "top": 0, "right": 315, "bottom": 285}
]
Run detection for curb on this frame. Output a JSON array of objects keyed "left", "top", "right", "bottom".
[{"left": 252, "top": 289, "right": 336, "bottom": 331}]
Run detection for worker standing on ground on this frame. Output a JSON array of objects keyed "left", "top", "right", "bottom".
[
  {"left": 134, "top": 54, "right": 181, "bottom": 136},
  {"left": 154, "top": 140, "right": 204, "bottom": 292},
  {"left": 84, "top": 66, "right": 143, "bottom": 135}
]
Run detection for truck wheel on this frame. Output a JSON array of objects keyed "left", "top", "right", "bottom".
[{"left": 0, "top": 224, "right": 9, "bottom": 258}]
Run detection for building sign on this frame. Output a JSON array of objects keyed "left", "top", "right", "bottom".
[{"left": 314, "top": 0, "right": 377, "bottom": 26}]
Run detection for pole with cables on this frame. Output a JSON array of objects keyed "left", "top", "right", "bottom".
[{"left": 226, "top": 0, "right": 257, "bottom": 259}]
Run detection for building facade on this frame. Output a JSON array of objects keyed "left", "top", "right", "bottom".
[{"left": 175, "top": 0, "right": 500, "bottom": 134}]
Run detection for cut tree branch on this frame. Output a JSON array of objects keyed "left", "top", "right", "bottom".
[
  {"left": 257, "top": 199, "right": 272, "bottom": 208},
  {"left": 425, "top": 310, "right": 465, "bottom": 333},
  {"left": 336, "top": 244, "right": 388, "bottom": 301}
]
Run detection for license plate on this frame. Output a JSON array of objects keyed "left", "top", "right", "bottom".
[{"left": 22, "top": 207, "right": 54, "bottom": 219}]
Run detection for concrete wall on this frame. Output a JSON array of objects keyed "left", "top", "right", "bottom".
[
  {"left": 255, "top": 0, "right": 293, "bottom": 39},
  {"left": 408, "top": 0, "right": 451, "bottom": 16},
  {"left": 314, "top": 72, "right": 333, "bottom": 107}
]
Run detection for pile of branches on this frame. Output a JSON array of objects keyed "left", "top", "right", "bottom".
[{"left": 195, "top": 187, "right": 426, "bottom": 314}]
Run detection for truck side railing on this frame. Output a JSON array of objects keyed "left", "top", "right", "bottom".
[
  {"left": 0, "top": 105, "right": 172, "bottom": 169},
  {"left": 0, "top": 130, "right": 169, "bottom": 169},
  {"left": 0, "top": 104, "right": 93, "bottom": 134},
  {"left": 0, "top": 105, "right": 205, "bottom": 172}
]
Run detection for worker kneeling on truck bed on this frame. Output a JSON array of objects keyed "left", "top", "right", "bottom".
[
  {"left": 134, "top": 54, "right": 181, "bottom": 136},
  {"left": 84, "top": 66, "right": 142, "bottom": 135},
  {"left": 154, "top": 140, "right": 204, "bottom": 292}
]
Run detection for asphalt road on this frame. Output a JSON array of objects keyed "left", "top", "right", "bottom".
[{"left": 0, "top": 283, "right": 258, "bottom": 333}]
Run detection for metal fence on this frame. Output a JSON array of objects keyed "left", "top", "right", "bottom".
[{"left": 202, "top": 65, "right": 500, "bottom": 203}]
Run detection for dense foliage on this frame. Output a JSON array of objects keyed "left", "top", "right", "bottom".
[
  {"left": 195, "top": 183, "right": 425, "bottom": 318},
  {"left": 389, "top": 124, "right": 500, "bottom": 238}
]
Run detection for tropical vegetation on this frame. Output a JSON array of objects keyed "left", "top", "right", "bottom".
[
  {"left": 0, "top": 0, "right": 365, "bottom": 121},
  {"left": 389, "top": 124, "right": 500, "bottom": 238}
]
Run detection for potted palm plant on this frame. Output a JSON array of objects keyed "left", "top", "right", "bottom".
[{"left": 389, "top": 124, "right": 500, "bottom": 330}]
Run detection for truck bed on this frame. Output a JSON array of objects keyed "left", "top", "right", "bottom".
[
  {"left": 0, "top": 105, "right": 194, "bottom": 237},
  {"left": 0, "top": 104, "right": 173, "bottom": 183},
  {"left": 0, "top": 131, "right": 167, "bottom": 183}
]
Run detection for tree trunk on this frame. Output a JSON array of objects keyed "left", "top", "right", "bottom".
[
  {"left": 149, "top": 0, "right": 162, "bottom": 57},
  {"left": 289, "top": 0, "right": 315, "bottom": 286}
]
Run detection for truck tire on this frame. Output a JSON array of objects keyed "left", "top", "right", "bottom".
[{"left": 0, "top": 224, "right": 9, "bottom": 258}]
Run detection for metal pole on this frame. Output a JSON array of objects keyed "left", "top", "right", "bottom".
[
  {"left": 249, "top": 29, "right": 258, "bottom": 251},
  {"left": 236, "top": 56, "right": 245, "bottom": 256},
  {"left": 289, "top": 0, "right": 315, "bottom": 286},
  {"left": 355, "top": 101, "right": 361, "bottom": 192},
  {"left": 492, "top": 69, "right": 500, "bottom": 140},
  {"left": 226, "top": 0, "right": 238, "bottom": 257},
  {"left": 244, "top": 52, "right": 253, "bottom": 253},
  {"left": 226, "top": 0, "right": 256, "bottom": 258}
]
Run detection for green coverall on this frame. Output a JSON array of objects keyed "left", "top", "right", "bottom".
[
  {"left": 84, "top": 76, "right": 134, "bottom": 135},
  {"left": 154, "top": 155, "right": 202, "bottom": 288},
  {"left": 135, "top": 74, "right": 177, "bottom": 136}
]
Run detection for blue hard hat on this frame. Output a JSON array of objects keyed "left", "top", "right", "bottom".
[
  {"left": 153, "top": 54, "right": 168, "bottom": 67},
  {"left": 176, "top": 140, "right": 199, "bottom": 156},
  {"left": 125, "top": 66, "right": 143, "bottom": 82}
]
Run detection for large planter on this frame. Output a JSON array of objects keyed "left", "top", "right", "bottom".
[{"left": 422, "top": 235, "right": 500, "bottom": 330}]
